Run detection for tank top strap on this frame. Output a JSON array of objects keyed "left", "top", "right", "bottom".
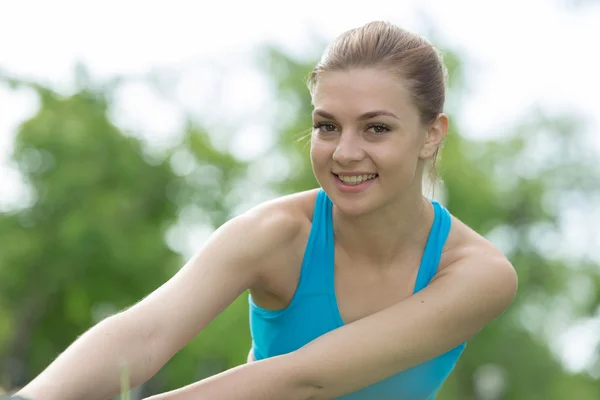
[
  {"left": 294, "top": 188, "right": 336, "bottom": 296},
  {"left": 413, "top": 200, "right": 452, "bottom": 293}
]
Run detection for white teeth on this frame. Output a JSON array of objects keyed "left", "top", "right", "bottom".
[{"left": 337, "top": 174, "right": 377, "bottom": 185}]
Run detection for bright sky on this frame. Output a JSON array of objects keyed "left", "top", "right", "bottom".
[{"left": 1, "top": 0, "right": 599, "bottom": 378}]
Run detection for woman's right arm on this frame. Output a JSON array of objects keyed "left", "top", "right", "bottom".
[{"left": 15, "top": 202, "right": 302, "bottom": 400}]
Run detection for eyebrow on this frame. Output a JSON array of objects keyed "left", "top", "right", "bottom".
[{"left": 312, "top": 109, "right": 400, "bottom": 121}]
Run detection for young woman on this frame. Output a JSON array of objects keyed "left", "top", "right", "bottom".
[{"left": 14, "top": 21, "right": 517, "bottom": 400}]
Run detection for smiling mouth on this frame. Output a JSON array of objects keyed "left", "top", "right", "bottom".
[{"left": 334, "top": 173, "right": 378, "bottom": 185}]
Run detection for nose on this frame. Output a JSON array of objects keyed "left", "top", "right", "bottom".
[{"left": 332, "top": 132, "right": 365, "bottom": 165}]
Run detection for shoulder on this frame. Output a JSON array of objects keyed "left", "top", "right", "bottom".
[
  {"left": 223, "top": 189, "right": 318, "bottom": 268},
  {"left": 440, "top": 211, "right": 513, "bottom": 272},
  {"left": 437, "top": 213, "right": 518, "bottom": 310},
  {"left": 238, "top": 189, "right": 318, "bottom": 239},
  {"left": 232, "top": 189, "right": 319, "bottom": 290}
]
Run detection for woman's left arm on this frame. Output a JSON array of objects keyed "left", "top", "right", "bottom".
[{"left": 144, "top": 251, "right": 517, "bottom": 400}]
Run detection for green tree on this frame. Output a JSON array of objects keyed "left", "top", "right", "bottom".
[
  {"left": 0, "top": 76, "right": 181, "bottom": 390},
  {"left": 0, "top": 71, "right": 251, "bottom": 395}
]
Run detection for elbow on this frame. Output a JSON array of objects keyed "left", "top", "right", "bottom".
[
  {"left": 290, "top": 382, "right": 323, "bottom": 400},
  {"left": 296, "top": 379, "right": 325, "bottom": 400},
  {"left": 305, "top": 385, "right": 328, "bottom": 400},
  {"left": 283, "top": 354, "right": 327, "bottom": 400}
]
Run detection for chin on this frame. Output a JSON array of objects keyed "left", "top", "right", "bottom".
[{"left": 322, "top": 186, "right": 381, "bottom": 217}]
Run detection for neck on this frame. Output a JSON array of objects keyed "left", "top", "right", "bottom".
[{"left": 332, "top": 190, "right": 434, "bottom": 267}]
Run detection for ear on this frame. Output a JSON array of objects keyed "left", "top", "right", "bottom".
[{"left": 419, "top": 113, "right": 448, "bottom": 159}]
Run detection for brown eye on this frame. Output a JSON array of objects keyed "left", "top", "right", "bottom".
[
  {"left": 367, "top": 124, "right": 390, "bottom": 135},
  {"left": 314, "top": 122, "right": 337, "bottom": 132}
]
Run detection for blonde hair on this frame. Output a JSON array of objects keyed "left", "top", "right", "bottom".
[{"left": 308, "top": 21, "right": 448, "bottom": 185}]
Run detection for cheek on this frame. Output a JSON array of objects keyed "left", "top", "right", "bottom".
[
  {"left": 310, "top": 139, "right": 333, "bottom": 166},
  {"left": 373, "top": 143, "right": 419, "bottom": 172}
]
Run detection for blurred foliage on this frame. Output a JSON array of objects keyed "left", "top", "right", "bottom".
[
  {"left": 254, "top": 45, "right": 320, "bottom": 194},
  {"left": 0, "top": 85, "right": 181, "bottom": 390},
  {"left": 1, "top": 28, "right": 600, "bottom": 400}
]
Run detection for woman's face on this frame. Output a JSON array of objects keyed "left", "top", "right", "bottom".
[{"left": 310, "top": 68, "right": 445, "bottom": 216}]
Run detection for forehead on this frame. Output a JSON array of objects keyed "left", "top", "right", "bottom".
[{"left": 311, "top": 68, "right": 416, "bottom": 118}]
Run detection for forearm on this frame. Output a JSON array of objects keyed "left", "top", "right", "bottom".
[
  {"left": 17, "top": 313, "right": 163, "bottom": 400},
  {"left": 144, "top": 354, "right": 318, "bottom": 400}
]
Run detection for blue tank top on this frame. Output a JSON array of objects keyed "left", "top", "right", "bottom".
[{"left": 249, "top": 189, "right": 466, "bottom": 399}]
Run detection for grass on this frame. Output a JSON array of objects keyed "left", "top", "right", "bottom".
[{"left": 120, "top": 364, "right": 131, "bottom": 400}]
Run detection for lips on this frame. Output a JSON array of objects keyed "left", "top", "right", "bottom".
[
  {"left": 334, "top": 173, "right": 378, "bottom": 185},
  {"left": 331, "top": 172, "right": 379, "bottom": 193}
]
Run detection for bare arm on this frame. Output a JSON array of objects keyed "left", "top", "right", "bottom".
[
  {"left": 143, "top": 249, "right": 517, "bottom": 400},
  {"left": 14, "top": 312, "right": 164, "bottom": 400},
  {"left": 16, "top": 203, "right": 302, "bottom": 400},
  {"left": 295, "top": 251, "right": 518, "bottom": 398}
]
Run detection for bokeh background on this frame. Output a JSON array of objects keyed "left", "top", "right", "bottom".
[{"left": 1, "top": 0, "right": 600, "bottom": 399}]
